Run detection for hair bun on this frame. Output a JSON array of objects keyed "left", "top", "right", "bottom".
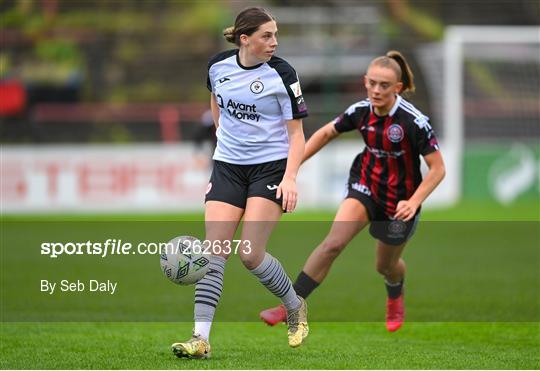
[{"left": 223, "top": 26, "right": 236, "bottom": 44}]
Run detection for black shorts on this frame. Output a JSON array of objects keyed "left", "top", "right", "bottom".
[
  {"left": 346, "top": 186, "right": 420, "bottom": 246},
  {"left": 205, "top": 159, "right": 286, "bottom": 209}
]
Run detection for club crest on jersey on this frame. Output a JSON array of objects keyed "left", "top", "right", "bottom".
[
  {"left": 250, "top": 80, "right": 264, "bottom": 94},
  {"left": 387, "top": 124, "right": 404, "bottom": 143}
]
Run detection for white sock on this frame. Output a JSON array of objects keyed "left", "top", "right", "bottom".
[{"left": 194, "top": 321, "right": 212, "bottom": 340}]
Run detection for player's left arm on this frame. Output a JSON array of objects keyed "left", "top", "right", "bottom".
[
  {"left": 210, "top": 93, "right": 220, "bottom": 129},
  {"left": 277, "top": 119, "right": 305, "bottom": 213},
  {"left": 394, "top": 150, "right": 446, "bottom": 221}
]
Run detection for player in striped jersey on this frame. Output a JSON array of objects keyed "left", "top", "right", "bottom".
[
  {"left": 260, "top": 51, "right": 446, "bottom": 332},
  {"left": 172, "top": 7, "right": 308, "bottom": 359}
]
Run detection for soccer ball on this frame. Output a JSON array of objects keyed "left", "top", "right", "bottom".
[{"left": 160, "top": 235, "right": 210, "bottom": 285}]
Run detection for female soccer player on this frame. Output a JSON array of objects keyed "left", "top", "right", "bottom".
[
  {"left": 171, "top": 7, "right": 308, "bottom": 359},
  {"left": 260, "top": 51, "right": 445, "bottom": 332}
]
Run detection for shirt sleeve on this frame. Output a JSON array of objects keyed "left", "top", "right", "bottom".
[
  {"left": 207, "top": 75, "right": 212, "bottom": 92},
  {"left": 333, "top": 105, "right": 359, "bottom": 133},
  {"left": 413, "top": 115, "right": 440, "bottom": 156},
  {"left": 207, "top": 50, "right": 236, "bottom": 93},
  {"left": 206, "top": 62, "right": 214, "bottom": 92},
  {"left": 284, "top": 75, "right": 308, "bottom": 120},
  {"left": 269, "top": 58, "right": 308, "bottom": 120}
]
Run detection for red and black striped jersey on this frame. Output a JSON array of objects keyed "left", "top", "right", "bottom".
[{"left": 333, "top": 95, "right": 439, "bottom": 218}]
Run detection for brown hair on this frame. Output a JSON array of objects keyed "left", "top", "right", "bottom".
[
  {"left": 223, "top": 7, "right": 275, "bottom": 46},
  {"left": 369, "top": 50, "right": 415, "bottom": 95}
]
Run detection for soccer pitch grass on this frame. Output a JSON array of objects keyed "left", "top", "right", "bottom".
[
  {"left": 1, "top": 322, "right": 539, "bottom": 369},
  {"left": 1, "top": 201, "right": 539, "bottom": 369}
]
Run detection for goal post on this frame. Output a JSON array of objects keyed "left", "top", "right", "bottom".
[{"left": 440, "top": 26, "right": 540, "bottom": 207}]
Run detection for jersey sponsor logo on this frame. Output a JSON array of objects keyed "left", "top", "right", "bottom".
[
  {"left": 266, "top": 184, "right": 278, "bottom": 191},
  {"left": 217, "top": 95, "right": 261, "bottom": 122},
  {"left": 366, "top": 146, "right": 405, "bottom": 158},
  {"left": 361, "top": 125, "right": 376, "bottom": 132},
  {"left": 289, "top": 81, "right": 302, "bottom": 98},
  {"left": 351, "top": 182, "right": 371, "bottom": 196},
  {"left": 387, "top": 124, "right": 404, "bottom": 143},
  {"left": 217, "top": 77, "right": 231, "bottom": 84},
  {"left": 250, "top": 80, "right": 264, "bottom": 94}
]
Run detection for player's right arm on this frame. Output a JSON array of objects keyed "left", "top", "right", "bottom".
[
  {"left": 302, "top": 121, "right": 340, "bottom": 164},
  {"left": 210, "top": 93, "right": 220, "bottom": 129},
  {"left": 303, "top": 101, "right": 363, "bottom": 164}
]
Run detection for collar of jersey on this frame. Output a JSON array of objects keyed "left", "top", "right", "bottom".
[
  {"left": 370, "top": 94, "right": 402, "bottom": 117},
  {"left": 235, "top": 49, "right": 264, "bottom": 70}
]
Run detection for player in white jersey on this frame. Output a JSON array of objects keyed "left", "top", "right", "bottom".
[{"left": 171, "top": 7, "right": 308, "bottom": 359}]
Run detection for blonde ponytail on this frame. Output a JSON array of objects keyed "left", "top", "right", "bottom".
[{"left": 386, "top": 50, "right": 415, "bottom": 95}]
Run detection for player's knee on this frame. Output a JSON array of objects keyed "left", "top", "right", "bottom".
[
  {"left": 240, "top": 253, "right": 263, "bottom": 270},
  {"left": 375, "top": 262, "right": 392, "bottom": 276},
  {"left": 320, "top": 238, "right": 347, "bottom": 258}
]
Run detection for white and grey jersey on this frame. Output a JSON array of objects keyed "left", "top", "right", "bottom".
[{"left": 207, "top": 49, "right": 308, "bottom": 165}]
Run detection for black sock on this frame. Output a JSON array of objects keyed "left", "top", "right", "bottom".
[
  {"left": 292, "top": 271, "right": 319, "bottom": 299},
  {"left": 385, "top": 278, "right": 404, "bottom": 299}
]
